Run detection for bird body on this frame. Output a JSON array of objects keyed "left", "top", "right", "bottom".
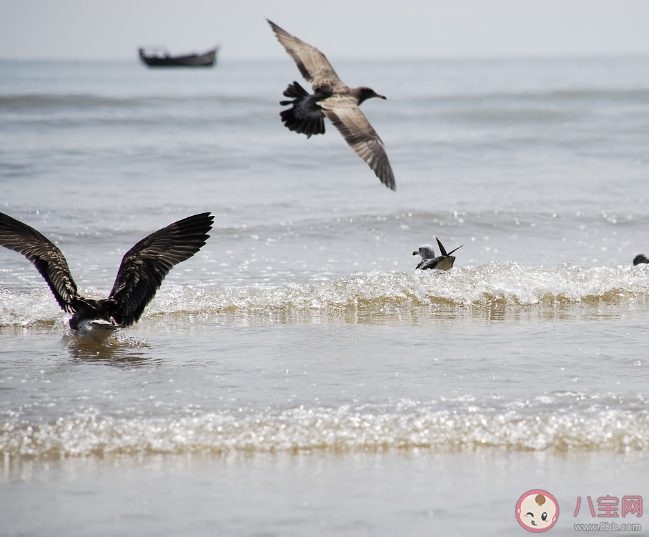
[
  {"left": 414, "top": 238, "right": 462, "bottom": 271},
  {"left": 268, "top": 19, "right": 396, "bottom": 190},
  {"left": 74, "top": 317, "right": 121, "bottom": 343},
  {"left": 634, "top": 254, "right": 649, "bottom": 265},
  {"left": 0, "top": 211, "right": 213, "bottom": 340}
]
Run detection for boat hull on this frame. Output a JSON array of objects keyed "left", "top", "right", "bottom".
[{"left": 139, "top": 48, "right": 218, "bottom": 68}]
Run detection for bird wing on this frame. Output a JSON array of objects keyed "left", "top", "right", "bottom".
[
  {"left": 436, "top": 238, "right": 449, "bottom": 257},
  {"left": 0, "top": 211, "right": 78, "bottom": 312},
  {"left": 321, "top": 101, "right": 396, "bottom": 190},
  {"left": 267, "top": 20, "right": 345, "bottom": 92},
  {"left": 416, "top": 258, "right": 440, "bottom": 270},
  {"left": 108, "top": 212, "right": 214, "bottom": 327}
]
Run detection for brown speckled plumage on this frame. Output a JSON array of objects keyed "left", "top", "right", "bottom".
[{"left": 268, "top": 20, "right": 396, "bottom": 191}]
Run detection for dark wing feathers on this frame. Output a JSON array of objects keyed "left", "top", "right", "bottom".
[
  {"left": 108, "top": 212, "right": 213, "bottom": 327},
  {"left": 267, "top": 19, "right": 344, "bottom": 91},
  {"left": 417, "top": 258, "right": 440, "bottom": 270},
  {"left": 436, "top": 238, "right": 448, "bottom": 257},
  {"left": 322, "top": 104, "right": 396, "bottom": 191},
  {"left": 0, "top": 211, "right": 78, "bottom": 312}
]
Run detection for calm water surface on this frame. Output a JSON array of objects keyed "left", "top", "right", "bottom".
[{"left": 1, "top": 56, "right": 649, "bottom": 536}]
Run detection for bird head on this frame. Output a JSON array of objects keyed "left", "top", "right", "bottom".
[
  {"left": 414, "top": 244, "right": 436, "bottom": 259},
  {"left": 357, "top": 87, "right": 386, "bottom": 104}
]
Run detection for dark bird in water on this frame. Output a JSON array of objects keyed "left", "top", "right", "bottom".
[
  {"left": 414, "top": 238, "right": 463, "bottom": 271},
  {"left": 0, "top": 211, "right": 213, "bottom": 341},
  {"left": 267, "top": 19, "right": 396, "bottom": 191},
  {"left": 634, "top": 254, "right": 649, "bottom": 266}
]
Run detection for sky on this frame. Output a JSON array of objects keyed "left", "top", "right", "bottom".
[{"left": 1, "top": 0, "right": 649, "bottom": 61}]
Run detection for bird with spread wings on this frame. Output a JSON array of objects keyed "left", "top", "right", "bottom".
[
  {"left": 268, "top": 20, "right": 396, "bottom": 191},
  {"left": 0, "top": 211, "right": 213, "bottom": 340}
]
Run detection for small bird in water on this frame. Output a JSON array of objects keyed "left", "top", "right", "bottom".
[
  {"left": 413, "top": 238, "right": 463, "bottom": 271},
  {"left": 267, "top": 19, "right": 396, "bottom": 191},
  {"left": 633, "top": 254, "right": 649, "bottom": 265},
  {"left": 0, "top": 211, "right": 213, "bottom": 341}
]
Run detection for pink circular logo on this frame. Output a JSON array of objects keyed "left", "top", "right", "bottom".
[{"left": 515, "top": 490, "right": 559, "bottom": 532}]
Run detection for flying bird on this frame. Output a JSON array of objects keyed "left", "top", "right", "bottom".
[
  {"left": 268, "top": 19, "right": 396, "bottom": 191},
  {"left": 414, "top": 238, "right": 463, "bottom": 271},
  {"left": 0, "top": 211, "right": 213, "bottom": 341},
  {"left": 633, "top": 254, "right": 649, "bottom": 266}
]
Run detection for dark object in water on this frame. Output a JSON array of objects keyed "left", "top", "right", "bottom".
[
  {"left": 138, "top": 46, "right": 218, "bottom": 67},
  {"left": 414, "top": 238, "right": 463, "bottom": 271},
  {"left": 0, "top": 211, "right": 213, "bottom": 340},
  {"left": 633, "top": 254, "right": 649, "bottom": 265}
]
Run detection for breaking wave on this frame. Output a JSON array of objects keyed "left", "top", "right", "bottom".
[
  {"left": 2, "top": 393, "right": 647, "bottom": 459},
  {"left": 2, "top": 263, "right": 648, "bottom": 327}
]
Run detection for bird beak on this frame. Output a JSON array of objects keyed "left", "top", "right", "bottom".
[{"left": 412, "top": 251, "right": 418, "bottom": 256}]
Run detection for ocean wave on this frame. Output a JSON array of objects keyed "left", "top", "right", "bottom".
[
  {"left": 2, "top": 263, "right": 648, "bottom": 327},
  {"left": 0, "top": 93, "right": 270, "bottom": 111},
  {"left": 0, "top": 93, "right": 144, "bottom": 110},
  {"left": 411, "top": 88, "right": 649, "bottom": 105},
  {"left": 2, "top": 394, "right": 647, "bottom": 459}
]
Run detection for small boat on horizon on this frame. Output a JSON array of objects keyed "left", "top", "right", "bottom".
[{"left": 138, "top": 45, "right": 219, "bottom": 67}]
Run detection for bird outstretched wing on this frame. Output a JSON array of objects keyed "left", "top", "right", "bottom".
[
  {"left": 0, "top": 211, "right": 78, "bottom": 312},
  {"left": 321, "top": 102, "right": 396, "bottom": 190},
  {"left": 267, "top": 19, "right": 345, "bottom": 92},
  {"left": 108, "top": 212, "right": 214, "bottom": 327}
]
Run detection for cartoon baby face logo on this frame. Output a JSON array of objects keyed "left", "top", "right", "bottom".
[{"left": 515, "top": 490, "right": 559, "bottom": 532}]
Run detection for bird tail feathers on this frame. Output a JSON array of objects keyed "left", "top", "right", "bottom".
[
  {"left": 282, "top": 81, "right": 310, "bottom": 100},
  {"left": 279, "top": 82, "right": 325, "bottom": 138}
]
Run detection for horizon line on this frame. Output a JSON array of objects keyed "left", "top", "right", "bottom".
[{"left": 1, "top": 52, "right": 649, "bottom": 63}]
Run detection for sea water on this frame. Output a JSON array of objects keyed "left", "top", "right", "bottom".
[{"left": 1, "top": 56, "right": 649, "bottom": 536}]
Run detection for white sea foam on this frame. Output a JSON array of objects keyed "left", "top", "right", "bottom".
[
  {"left": 2, "top": 264, "right": 647, "bottom": 327},
  {"left": 2, "top": 393, "right": 647, "bottom": 459}
]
